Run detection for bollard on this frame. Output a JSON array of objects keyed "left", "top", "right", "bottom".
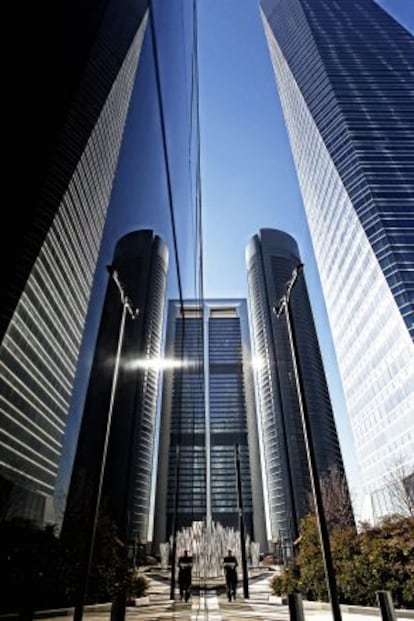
[
  {"left": 288, "top": 591, "right": 305, "bottom": 621},
  {"left": 376, "top": 590, "right": 397, "bottom": 621}
]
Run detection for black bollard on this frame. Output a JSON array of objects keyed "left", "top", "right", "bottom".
[
  {"left": 376, "top": 591, "right": 397, "bottom": 621},
  {"left": 288, "top": 592, "right": 305, "bottom": 621}
]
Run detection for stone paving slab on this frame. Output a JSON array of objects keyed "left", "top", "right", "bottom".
[
  {"left": 6, "top": 571, "right": 413, "bottom": 621},
  {"left": 34, "top": 592, "right": 414, "bottom": 621}
]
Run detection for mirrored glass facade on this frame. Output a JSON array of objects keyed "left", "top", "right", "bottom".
[
  {"left": 0, "top": 7, "right": 149, "bottom": 527},
  {"left": 62, "top": 230, "right": 168, "bottom": 567},
  {"left": 261, "top": 0, "right": 414, "bottom": 518},
  {"left": 1, "top": 0, "right": 202, "bottom": 613},
  {"left": 153, "top": 300, "right": 267, "bottom": 553}
]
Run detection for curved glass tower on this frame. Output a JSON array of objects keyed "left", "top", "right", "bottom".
[
  {"left": 247, "top": 229, "right": 351, "bottom": 552},
  {"left": 62, "top": 230, "right": 168, "bottom": 560},
  {"left": 260, "top": 0, "right": 414, "bottom": 518}
]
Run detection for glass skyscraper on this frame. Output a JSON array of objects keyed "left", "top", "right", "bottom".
[
  {"left": 247, "top": 229, "right": 350, "bottom": 553},
  {"left": 260, "top": 0, "right": 414, "bottom": 519},
  {"left": 1, "top": 1, "right": 203, "bottom": 613},
  {"left": 153, "top": 299, "right": 267, "bottom": 553},
  {"left": 62, "top": 230, "right": 168, "bottom": 554},
  {"left": 0, "top": 6, "right": 149, "bottom": 526},
  {"left": 1, "top": 0, "right": 201, "bottom": 526}
]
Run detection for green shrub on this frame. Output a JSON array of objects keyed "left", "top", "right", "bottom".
[
  {"left": 270, "top": 515, "right": 414, "bottom": 609},
  {"left": 270, "top": 565, "right": 300, "bottom": 596},
  {"left": 128, "top": 568, "right": 150, "bottom": 598}
]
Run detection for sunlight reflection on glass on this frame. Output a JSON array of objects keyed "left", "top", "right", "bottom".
[
  {"left": 251, "top": 355, "right": 265, "bottom": 370},
  {"left": 124, "top": 357, "right": 194, "bottom": 371}
]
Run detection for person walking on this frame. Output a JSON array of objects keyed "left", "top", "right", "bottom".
[
  {"left": 223, "top": 549, "right": 238, "bottom": 601},
  {"left": 178, "top": 549, "right": 193, "bottom": 602}
]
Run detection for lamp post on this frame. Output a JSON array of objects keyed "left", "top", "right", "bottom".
[
  {"left": 106, "top": 267, "right": 139, "bottom": 621},
  {"left": 273, "top": 264, "right": 342, "bottom": 621},
  {"left": 235, "top": 444, "right": 249, "bottom": 599},
  {"left": 169, "top": 444, "right": 180, "bottom": 600},
  {"left": 73, "top": 266, "right": 138, "bottom": 621}
]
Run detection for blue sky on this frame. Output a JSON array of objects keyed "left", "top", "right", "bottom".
[{"left": 197, "top": 0, "right": 414, "bottom": 514}]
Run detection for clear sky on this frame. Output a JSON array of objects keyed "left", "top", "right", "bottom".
[{"left": 197, "top": 0, "right": 414, "bottom": 517}]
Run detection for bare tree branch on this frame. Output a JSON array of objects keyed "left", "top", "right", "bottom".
[
  {"left": 307, "top": 465, "right": 354, "bottom": 529},
  {"left": 384, "top": 456, "right": 414, "bottom": 518}
]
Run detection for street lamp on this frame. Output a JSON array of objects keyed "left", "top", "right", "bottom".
[
  {"left": 106, "top": 265, "right": 140, "bottom": 322},
  {"left": 106, "top": 266, "right": 139, "bottom": 621},
  {"left": 73, "top": 265, "right": 138, "bottom": 621},
  {"left": 169, "top": 444, "right": 180, "bottom": 600},
  {"left": 273, "top": 263, "right": 342, "bottom": 621},
  {"left": 235, "top": 444, "right": 249, "bottom": 599}
]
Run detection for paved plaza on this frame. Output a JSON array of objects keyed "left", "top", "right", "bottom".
[{"left": 36, "top": 572, "right": 414, "bottom": 621}]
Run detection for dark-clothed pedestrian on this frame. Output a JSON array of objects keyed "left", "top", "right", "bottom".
[
  {"left": 223, "top": 549, "right": 238, "bottom": 601},
  {"left": 178, "top": 549, "right": 193, "bottom": 602}
]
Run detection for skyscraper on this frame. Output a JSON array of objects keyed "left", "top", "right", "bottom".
[
  {"left": 1, "top": 1, "right": 202, "bottom": 612},
  {"left": 1, "top": 0, "right": 201, "bottom": 531},
  {"left": 260, "top": 0, "right": 414, "bottom": 518},
  {"left": 0, "top": 2, "right": 150, "bottom": 525},
  {"left": 246, "top": 229, "right": 351, "bottom": 553},
  {"left": 153, "top": 299, "right": 267, "bottom": 553},
  {"left": 2, "top": 1, "right": 151, "bottom": 341},
  {"left": 63, "top": 230, "right": 168, "bottom": 552}
]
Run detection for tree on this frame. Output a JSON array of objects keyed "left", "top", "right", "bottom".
[
  {"left": 307, "top": 465, "right": 355, "bottom": 530},
  {"left": 270, "top": 513, "right": 414, "bottom": 609},
  {"left": 127, "top": 568, "right": 150, "bottom": 603},
  {"left": 356, "top": 516, "right": 414, "bottom": 608},
  {"left": 0, "top": 519, "right": 66, "bottom": 615},
  {"left": 385, "top": 458, "right": 414, "bottom": 518},
  {"left": 270, "top": 564, "right": 300, "bottom": 598},
  {"left": 61, "top": 504, "right": 124, "bottom": 606},
  {"left": 298, "top": 514, "right": 328, "bottom": 600}
]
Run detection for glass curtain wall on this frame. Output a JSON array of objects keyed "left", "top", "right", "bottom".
[
  {"left": 0, "top": 0, "right": 202, "bottom": 614},
  {"left": 260, "top": 0, "right": 414, "bottom": 518}
]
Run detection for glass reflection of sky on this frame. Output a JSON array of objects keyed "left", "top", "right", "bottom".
[{"left": 55, "top": 2, "right": 201, "bottom": 525}]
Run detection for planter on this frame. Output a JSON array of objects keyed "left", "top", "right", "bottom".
[
  {"left": 269, "top": 595, "right": 288, "bottom": 604},
  {"left": 130, "top": 596, "right": 150, "bottom": 607}
]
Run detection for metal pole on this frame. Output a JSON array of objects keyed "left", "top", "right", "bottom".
[
  {"left": 270, "top": 311, "right": 300, "bottom": 546},
  {"left": 169, "top": 444, "right": 180, "bottom": 600},
  {"left": 111, "top": 307, "right": 140, "bottom": 621},
  {"left": 275, "top": 265, "right": 342, "bottom": 621},
  {"left": 73, "top": 267, "right": 138, "bottom": 621},
  {"left": 73, "top": 297, "right": 128, "bottom": 621},
  {"left": 376, "top": 591, "right": 397, "bottom": 621},
  {"left": 288, "top": 592, "right": 305, "bottom": 621},
  {"left": 110, "top": 511, "right": 131, "bottom": 621},
  {"left": 235, "top": 444, "right": 249, "bottom": 598}
]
